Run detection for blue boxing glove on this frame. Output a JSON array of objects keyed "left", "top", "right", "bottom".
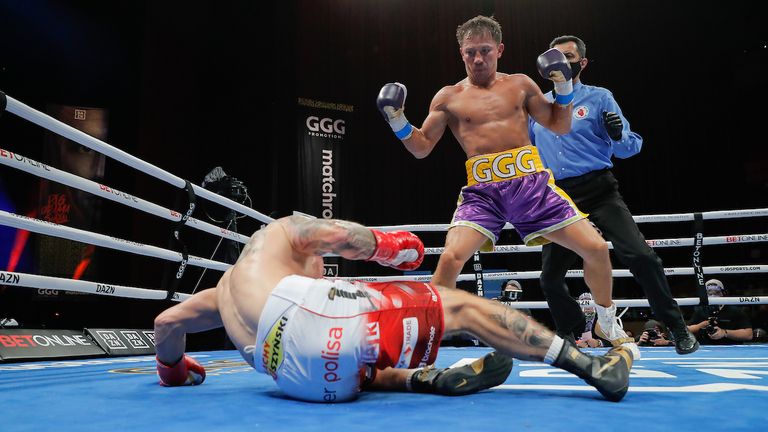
[
  {"left": 376, "top": 83, "right": 413, "bottom": 140},
  {"left": 536, "top": 48, "right": 574, "bottom": 106}
]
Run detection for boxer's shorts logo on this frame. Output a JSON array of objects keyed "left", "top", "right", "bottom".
[
  {"left": 419, "top": 325, "right": 437, "bottom": 367},
  {"left": 396, "top": 317, "right": 418, "bottom": 368},
  {"left": 466, "top": 147, "right": 543, "bottom": 186},
  {"left": 261, "top": 316, "right": 288, "bottom": 378},
  {"left": 362, "top": 321, "right": 380, "bottom": 363}
]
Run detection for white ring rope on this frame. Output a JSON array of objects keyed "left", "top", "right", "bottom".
[
  {"left": 343, "top": 264, "right": 768, "bottom": 283},
  {"left": 494, "top": 296, "right": 768, "bottom": 310},
  {"left": 372, "top": 208, "right": 768, "bottom": 232},
  {"left": 3, "top": 268, "right": 761, "bottom": 308},
  {"left": 0, "top": 147, "right": 250, "bottom": 244},
  {"left": 4, "top": 94, "right": 273, "bottom": 224},
  {"left": 2, "top": 94, "right": 766, "bottom": 308},
  {"left": 0, "top": 271, "right": 191, "bottom": 302},
  {"left": 0, "top": 209, "right": 230, "bottom": 272},
  {"left": 424, "top": 233, "right": 768, "bottom": 255}
]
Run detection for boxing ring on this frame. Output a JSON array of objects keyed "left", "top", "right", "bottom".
[
  {"left": 1, "top": 92, "right": 767, "bottom": 431},
  {"left": 0, "top": 345, "right": 766, "bottom": 432}
]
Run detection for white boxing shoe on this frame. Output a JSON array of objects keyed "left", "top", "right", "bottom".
[{"left": 594, "top": 303, "right": 641, "bottom": 361}]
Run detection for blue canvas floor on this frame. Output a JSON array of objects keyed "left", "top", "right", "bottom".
[{"left": 2, "top": 345, "right": 767, "bottom": 432}]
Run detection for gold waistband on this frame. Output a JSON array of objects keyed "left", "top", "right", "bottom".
[{"left": 464, "top": 146, "right": 545, "bottom": 186}]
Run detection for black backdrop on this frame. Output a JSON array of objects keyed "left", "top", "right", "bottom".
[{"left": 0, "top": 0, "right": 766, "bottom": 330}]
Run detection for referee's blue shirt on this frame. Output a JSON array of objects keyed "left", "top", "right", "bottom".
[{"left": 529, "top": 82, "right": 643, "bottom": 180}]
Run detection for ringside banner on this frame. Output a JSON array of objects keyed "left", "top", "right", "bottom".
[
  {"left": 0, "top": 329, "right": 105, "bottom": 361},
  {"left": 296, "top": 97, "right": 351, "bottom": 220},
  {"left": 85, "top": 328, "right": 155, "bottom": 356}
]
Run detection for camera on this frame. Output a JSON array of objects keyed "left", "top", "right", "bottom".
[
  {"left": 705, "top": 316, "right": 720, "bottom": 336},
  {"left": 207, "top": 176, "right": 248, "bottom": 203},
  {"left": 704, "top": 308, "right": 721, "bottom": 336},
  {"left": 646, "top": 329, "right": 658, "bottom": 340},
  {"left": 202, "top": 167, "right": 248, "bottom": 203}
]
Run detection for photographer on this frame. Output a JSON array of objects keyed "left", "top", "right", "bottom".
[
  {"left": 687, "top": 279, "right": 753, "bottom": 345},
  {"left": 494, "top": 280, "right": 532, "bottom": 316},
  {"left": 637, "top": 319, "right": 674, "bottom": 347},
  {"left": 575, "top": 293, "right": 610, "bottom": 348}
]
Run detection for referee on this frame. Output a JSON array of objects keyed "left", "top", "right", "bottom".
[{"left": 528, "top": 35, "right": 698, "bottom": 355}]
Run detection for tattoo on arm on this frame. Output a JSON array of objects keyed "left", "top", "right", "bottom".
[
  {"left": 289, "top": 217, "right": 376, "bottom": 260},
  {"left": 236, "top": 229, "right": 266, "bottom": 263}
]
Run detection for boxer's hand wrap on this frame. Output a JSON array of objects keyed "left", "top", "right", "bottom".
[
  {"left": 536, "top": 48, "right": 574, "bottom": 106},
  {"left": 376, "top": 82, "right": 413, "bottom": 140},
  {"left": 367, "top": 230, "right": 424, "bottom": 271},
  {"left": 602, "top": 111, "right": 623, "bottom": 140},
  {"left": 157, "top": 354, "right": 206, "bottom": 386}
]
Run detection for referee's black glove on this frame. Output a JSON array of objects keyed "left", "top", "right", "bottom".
[{"left": 602, "top": 111, "right": 623, "bottom": 141}]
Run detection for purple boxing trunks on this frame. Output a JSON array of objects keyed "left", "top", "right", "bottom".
[{"left": 451, "top": 145, "right": 586, "bottom": 251}]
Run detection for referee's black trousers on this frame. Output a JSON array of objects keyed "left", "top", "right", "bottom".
[{"left": 539, "top": 169, "right": 686, "bottom": 338}]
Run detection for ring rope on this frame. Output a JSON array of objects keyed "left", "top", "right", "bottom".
[
  {"left": 4, "top": 203, "right": 762, "bottom": 283},
  {"left": 501, "top": 297, "right": 768, "bottom": 310},
  {"left": 0, "top": 147, "right": 250, "bottom": 244},
  {"left": 0, "top": 209, "right": 230, "bottom": 271},
  {"left": 371, "top": 208, "right": 768, "bottom": 232},
  {"left": 423, "top": 233, "right": 768, "bottom": 255},
  {"left": 344, "top": 264, "right": 768, "bottom": 283},
  {"left": 2, "top": 92, "right": 766, "bottom": 309},
  {"left": 0, "top": 271, "right": 190, "bottom": 302},
  {"left": 3, "top": 268, "right": 764, "bottom": 308},
  {"left": 1, "top": 149, "right": 760, "bottom": 261},
  {"left": 2, "top": 94, "right": 272, "bottom": 224}
]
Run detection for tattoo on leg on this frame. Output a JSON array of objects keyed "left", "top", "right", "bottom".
[{"left": 490, "top": 308, "right": 552, "bottom": 349}]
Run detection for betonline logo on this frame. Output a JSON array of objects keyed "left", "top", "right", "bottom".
[{"left": 321, "top": 149, "right": 336, "bottom": 219}]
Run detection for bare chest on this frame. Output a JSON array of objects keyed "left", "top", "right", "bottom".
[{"left": 448, "top": 85, "right": 526, "bottom": 125}]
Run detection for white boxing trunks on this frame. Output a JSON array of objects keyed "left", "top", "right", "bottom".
[{"left": 254, "top": 275, "right": 444, "bottom": 403}]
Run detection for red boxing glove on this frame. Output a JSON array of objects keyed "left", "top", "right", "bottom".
[
  {"left": 368, "top": 230, "right": 424, "bottom": 271},
  {"left": 157, "top": 354, "right": 206, "bottom": 386}
]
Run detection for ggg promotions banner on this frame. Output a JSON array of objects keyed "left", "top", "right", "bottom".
[{"left": 296, "top": 98, "right": 352, "bottom": 220}]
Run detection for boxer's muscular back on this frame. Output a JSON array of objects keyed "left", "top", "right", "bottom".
[
  {"left": 441, "top": 73, "right": 534, "bottom": 157},
  {"left": 216, "top": 220, "right": 319, "bottom": 367}
]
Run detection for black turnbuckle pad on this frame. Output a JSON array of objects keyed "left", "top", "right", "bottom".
[
  {"left": 691, "top": 212, "right": 708, "bottom": 307},
  {"left": 165, "top": 180, "right": 197, "bottom": 300},
  {"left": 0, "top": 91, "right": 7, "bottom": 117}
]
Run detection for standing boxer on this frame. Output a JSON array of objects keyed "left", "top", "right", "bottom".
[{"left": 376, "top": 15, "right": 638, "bottom": 358}]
